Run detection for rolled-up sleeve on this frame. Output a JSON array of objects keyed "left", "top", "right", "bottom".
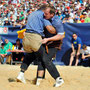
[
  {"left": 52, "top": 20, "right": 64, "bottom": 35},
  {"left": 43, "top": 19, "right": 52, "bottom": 26}
]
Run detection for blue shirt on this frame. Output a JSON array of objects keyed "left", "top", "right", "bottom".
[
  {"left": 72, "top": 37, "right": 83, "bottom": 49},
  {"left": 26, "top": 10, "right": 52, "bottom": 36},
  {"left": 51, "top": 15, "right": 64, "bottom": 35}
]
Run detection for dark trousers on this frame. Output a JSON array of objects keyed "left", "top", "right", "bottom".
[{"left": 21, "top": 45, "right": 60, "bottom": 80}]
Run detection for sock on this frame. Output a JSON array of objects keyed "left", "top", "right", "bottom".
[
  {"left": 37, "top": 76, "right": 43, "bottom": 79},
  {"left": 20, "top": 69, "right": 25, "bottom": 73}
]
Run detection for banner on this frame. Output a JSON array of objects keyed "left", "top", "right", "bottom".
[{"left": 0, "top": 27, "right": 8, "bottom": 35}]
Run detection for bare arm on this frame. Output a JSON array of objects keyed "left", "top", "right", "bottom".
[
  {"left": 84, "top": 54, "right": 90, "bottom": 58},
  {"left": 7, "top": 49, "right": 25, "bottom": 52},
  {"left": 45, "top": 25, "right": 56, "bottom": 34},
  {"left": 72, "top": 44, "right": 75, "bottom": 52},
  {"left": 77, "top": 44, "right": 81, "bottom": 53},
  {"left": 42, "top": 34, "right": 64, "bottom": 44},
  {"left": 82, "top": 54, "right": 90, "bottom": 59}
]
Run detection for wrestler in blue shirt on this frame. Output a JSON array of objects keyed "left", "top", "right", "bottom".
[
  {"left": 26, "top": 10, "right": 52, "bottom": 37},
  {"left": 44, "top": 15, "right": 64, "bottom": 38},
  {"left": 51, "top": 15, "right": 64, "bottom": 35}
]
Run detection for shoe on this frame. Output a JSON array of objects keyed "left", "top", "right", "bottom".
[
  {"left": 16, "top": 72, "right": 26, "bottom": 84},
  {"left": 36, "top": 78, "right": 43, "bottom": 86},
  {"left": 53, "top": 77, "right": 64, "bottom": 87}
]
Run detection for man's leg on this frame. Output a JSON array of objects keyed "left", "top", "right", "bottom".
[
  {"left": 37, "top": 47, "right": 57, "bottom": 80},
  {"left": 37, "top": 46, "right": 64, "bottom": 87},
  {"left": 17, "top": 52, "right": 36, "bottom": 83},
  {"left": 69, "top": 52, "right": 75, "bottom": 66},
  {"left": 37, "top": 59, "right": 46, "bottom": 78},
  {"left": 36, "top": 58, "right": 46, "bottom": 85},
  {"left": 0, "top": 56, "right": 4, "bottom": 64},
  {"left": 75, "top": 55, "right": 79, "bottom": 66},
  {"left": 3, "top": 57, "right": 7, "bottom": 64}
]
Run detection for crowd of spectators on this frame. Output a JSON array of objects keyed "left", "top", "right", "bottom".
[{"left": 0, "top": 0, "right": 89, "bottom": 27}]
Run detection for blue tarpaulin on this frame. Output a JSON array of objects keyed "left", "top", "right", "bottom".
[{"left": 1, "top": 23, "right": 90, "bottom": 65}]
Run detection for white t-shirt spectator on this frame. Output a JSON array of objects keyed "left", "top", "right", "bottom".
[{"left": 82, "top": 46, "right": 90, "bottom": 54}]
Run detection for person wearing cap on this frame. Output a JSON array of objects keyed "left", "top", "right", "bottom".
[
  {"left": 16, "top": 15, "right": 20, "bottom": 22},
  {"left": 11, "top": 19, "right": 16, "bottom": 26},
  {"left": 4, "top": 18, "right": 11, "bottom": 26}
]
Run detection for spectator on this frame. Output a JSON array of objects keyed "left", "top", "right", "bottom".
[
  {"left": 63, "top": 15, "right": 70, "bottom": 23},
  {"left": 4, "top": 18, "right": 11, "bottom": 26},
  {"left": 12, "top": 39, "right": 24, "bottom": 62},
  {"left": 4, "top": 39, "right": 13, "bottom": 56},
  {"left": 0, "top": 43, "right": 7, "bottom": 64},
  {"left": 4, "top": 39, "right": 13, "bottom": 64},
  {"left": 85, "top": 12, "right": 90, "bottom": 23},
  {"left": 11, "top": 19, "right": 16, "bottom": 27},
  {"left": 69, "top": 33, "right": 83, "bottom": 66},
  {"left": 16, "top": 15, "right": 21, "bottom": 25},
  {"left": 74, "top": 18, "right": 81, "bottom": 23},
  {"left": 82, "top": 44, "right": 90, "bottom": 59}
]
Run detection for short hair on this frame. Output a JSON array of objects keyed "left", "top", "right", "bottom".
[
  {"left": 82, "top": 44, "right": 87, "bottom": 49},
  {"left": 38, "top": 4, "right": 48, "bottom": 10},
  {"left": 73, "top": 33, "right": 77, "bottom": 35},
  {"left": 48, "top": 5, "right": 56, "bottom": 15},
  {"left": 16, "top": 39, "right": 20, "bottom": 42},
  {"left": 39, "top": 4, "right": 56, "bottom": 15}
]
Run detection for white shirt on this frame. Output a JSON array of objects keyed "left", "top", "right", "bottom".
[
  {"left": 82, "top": 46, "right": 90, "bottom": 54},
  {"left": 14, "top": 46, "right": 23, "bottom": 51}
]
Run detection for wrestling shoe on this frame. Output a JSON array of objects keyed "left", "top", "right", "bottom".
[
  {"left": 36, "top": 78, "right": 43, "bottom": 86},
  {"left": 16, "top": 72, "right": 26, "bottom": 84},
  {"left": 53, "top": 77, "right": 64, "bottom": 87}
]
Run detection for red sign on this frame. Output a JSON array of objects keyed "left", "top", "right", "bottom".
[{"left": 4, "top": 27, "right": 7, "bottom": 33}]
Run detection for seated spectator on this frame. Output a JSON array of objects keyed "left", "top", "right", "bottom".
[
  {"left": 82, "top": 44, "right": 90, "bottom": 59},
  {"left": 16, "top": 15, "right": 21, "bottom": 25},
  {"left": 74, "top": 18, "right": 81, "bottom": 23},
  {"left": 4, "top": 18, "right": 11, "bottom": 26},
  {"left": 62, "top": 15, "right": 70, "bottom": 23},
  {"left": 4, "top": 39, "right": 13, "bottom": 63},
  {"left": 4, "top": 39, "right": 13, "bottom": 52},
  {"left": 69, "top": 33, "right": 83, "bottom": 66},
  {"left": 0, "top": 43, "right": 7, "bottom": 64},
  {"left": 12, "top": 39, "right": 24, "bottom": 62},
  {"left": 11, "top": 19, "right": 16, "bottom": 27}
]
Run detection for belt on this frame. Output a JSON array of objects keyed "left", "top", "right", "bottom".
[{"left": 25, "top": 29, "right": 32, "bottom": 33}]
